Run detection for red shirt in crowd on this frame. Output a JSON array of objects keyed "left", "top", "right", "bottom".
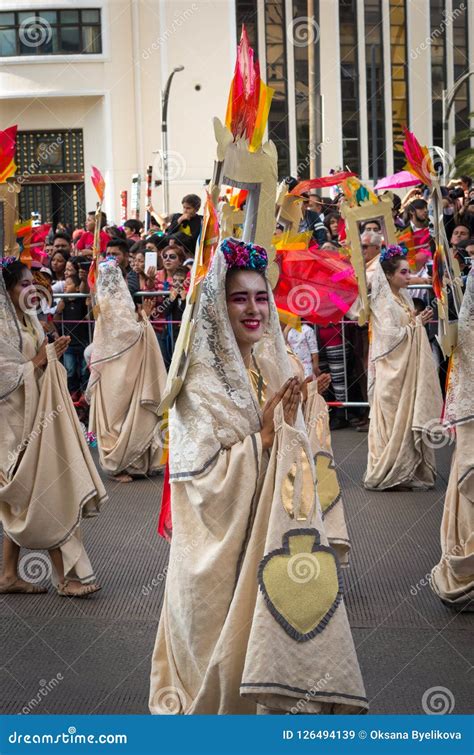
[{"left": 75, "top": 230, "right": 110, "bottom": 253}]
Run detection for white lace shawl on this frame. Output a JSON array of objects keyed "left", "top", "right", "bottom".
[
  {"left": 367, "top": 261, "right": 416, "bottom": 399},
  {"left": 0, "top": 269, "right": 44, "bottom": 401},
  {"left": 169, "top": 244, "right": 304, "bottom": 480},
  {"left": 444, "top": 268, "right": 474, "bottom": 428},
  {"left": 86, "top": 259, "right": 142, "bottom": 394}
]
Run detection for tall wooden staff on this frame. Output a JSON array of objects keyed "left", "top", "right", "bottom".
[
  {"left": 403, "top": 129, "right": 462, "bottom": 357},
  {"left": 145, "top": 165, "right": 153, "bottom": 232}
]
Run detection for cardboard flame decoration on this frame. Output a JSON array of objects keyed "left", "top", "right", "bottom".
[
  {"left": 403, "top": 127, "right": 435, "bottom": 186},
  {"left": 225, "top": 26, "right": 274, "bottom": 154},
  {"left": 88, "top": 165, "right": 106, "bottom": 291},
  {"left": 0, "top": 125, "right": 17, "bottom": 184},
  {"left": 0, "top": 125, "right": 19, "bottom": 257},
  {"left": 91, "top": 165, "right": 105, "bottom": 203}
]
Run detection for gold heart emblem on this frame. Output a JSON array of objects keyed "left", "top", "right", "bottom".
[
  {"left": 314, "top": 452, "right": 341, "bottom": 514},
  {"left": 258, "top": 529, "right": 342, "bottom": 642}
]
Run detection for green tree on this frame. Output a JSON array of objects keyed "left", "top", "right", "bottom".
[{"left": 453, "top": 112, "right": 474, "bottom": 176}]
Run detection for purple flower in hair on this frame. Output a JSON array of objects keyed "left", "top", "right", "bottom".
[
  {"left": 221, "top": 238, "right": 268, "bottom": 271},
  {"left": 1, "top": 256, "right": 18, "bottom": 268},
  {"left": 380, "top": 244, "right": 407, "bottom": 263}
]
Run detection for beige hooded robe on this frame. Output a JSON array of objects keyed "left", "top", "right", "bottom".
[
  {"left": 431, "top": 269, "right": 474, "bottom": 607},
  {"left": 0, "top": 270, "right": 106, "bottom": 584},
  {"left": 87, "top": 259, "right": 168, "bottom": 476},
  {"left": 149, "top": 243, "right": 367, "bottom": 715},
  {"left": 364, "top": 260, "right": 443, "bottom": 490}
]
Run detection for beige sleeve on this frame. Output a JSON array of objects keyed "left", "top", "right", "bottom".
[{"left": 181, "top": 432, "right": 263, "bottom": 537}]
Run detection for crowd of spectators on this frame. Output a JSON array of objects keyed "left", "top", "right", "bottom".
[
  {"left": 25, "top": 177, "right": 474, "bottom": 429},
  {"left": 27, "top": 193, "right": 202, "bottom": 416}
]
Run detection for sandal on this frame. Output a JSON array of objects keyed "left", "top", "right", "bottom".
[
  {"left": 56, "top": 581, "right": 101, "bottom": 598},
  {"left": 0, "top": 579, "right": 48, "bottom": 594}
]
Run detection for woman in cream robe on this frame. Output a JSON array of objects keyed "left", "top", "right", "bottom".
[
  {"left": 285, "top": 348, "right": 351, "bottom": 566},
  {"left": 364, "top": 248, "right": 443, "bottom": 490},
  {"left": 0, "top": 259, "right": 106, "bottom": 596},
  {"left": 431, "top": 268, "right": 474, "bottom": 608},
  {"left": 149, "top": 239, "right": 367, "bottom": 715},
  {"left": 87, "top": 258, "right": 167, "bottom": 482}
]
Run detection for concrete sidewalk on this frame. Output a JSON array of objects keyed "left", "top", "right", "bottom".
[{"left": 0, "top": 431, "right": 472, "bottom": 715}]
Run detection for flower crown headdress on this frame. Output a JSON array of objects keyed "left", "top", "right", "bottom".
[
  {"left": 1, "top": 256, "right": 18, "bottom": 269},
  {"left": 99, "top": 255, "right": 118, "bottom": 269},
  {"left": 380, "top": 244, "right": 407, "bottom": 263},
  {"left": 221, "top": 238, "right": 268, "bottom": 271}
]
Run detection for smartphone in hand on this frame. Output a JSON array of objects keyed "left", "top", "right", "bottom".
[{"left": 145, "top": 251, "right": 158, "bottom": 270}]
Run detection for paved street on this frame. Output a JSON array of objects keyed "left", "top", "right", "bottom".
[{"left": 1, "top": 430, "right": 472, "bottom": 715}]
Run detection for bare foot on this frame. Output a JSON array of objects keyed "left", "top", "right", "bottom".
[
  {"left": 0, "top": 577, "right": 48, "bottom": 594},
  {"left": 57, "top": 580, "right": 101, "bottom": 598},
  {"left": 113, "top": 473, "right": 133, "bottom": 483}
]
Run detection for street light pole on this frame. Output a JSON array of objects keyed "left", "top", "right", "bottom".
[
  {"left": 442, "top": 68, "right": 474, "bottom": 157},
  {"left": 307, "top": 0, "right": 321, "bottom": 177},
  {"left": 161, "top": 65, "right": 184, "bottom": 216}
]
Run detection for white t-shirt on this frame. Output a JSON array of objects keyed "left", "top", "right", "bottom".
[
  {"left": 409, "top": 265, "right": 431, "bottom": 304},
  {"left": 286, "top": 324, "right": 319, "bottom": 378}
]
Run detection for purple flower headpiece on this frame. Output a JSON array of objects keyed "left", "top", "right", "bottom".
[
  {"left": 1, "top": 256, "right": 18, "bottom": 268},
  {"left": 380, "top": 244, "right": 407, "bottom": 263},
  {"left": 221, "top": 238, "right": 268, "bottom": 271},
  {"left": 99, "top": 255, "right": 118, "bottom": 269}
]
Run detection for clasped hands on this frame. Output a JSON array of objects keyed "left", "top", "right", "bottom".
[
  {"left": 32, "top": 336, "right": 70, "bottom": 368},
  {"left": 260, "top": 372, "right": 331, "bottom": 450},
  {"left": 418, "top": 306, "right": 434, "bottom": 326}
]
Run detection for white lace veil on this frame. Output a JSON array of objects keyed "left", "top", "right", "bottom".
[
  {"left": 444, "top": 268, "right": 474, "bottom": 428},
  {"left": 86, "top": 258, "right": 142, "bottom": 394},
  {"left": 369, "top": 258, "right": 414, "bottom": 363},
  {"left": 0, "top": 264, "right": 44, "bottom": 401},
  {"left": 169, "top": 240, "right": 302, "bottom": 480}
]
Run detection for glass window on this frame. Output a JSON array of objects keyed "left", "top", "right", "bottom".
[
  {"left": 0, "top": 29, "right": 16, "bottom": 56},
  {"left": 430, "top": 0, "right": 446, "bottom": 146},
  {"left": 18, "top": 11, "right": 35, "bottom": 23},
  {"left": 452, "top": 0, "right": 470, "bottom": 153},
  {"left": 340, "top": 0, "right": 360, "bottom": 175},
  {"left": 235, "top": 0, "right": 258, "bottom": 50},
  {"left": 41, "top": 11, "right": 58, "bottom": 24},
  {"left": 0, "top": 12, "right": 15, "bottom": 25},
  {"left": 39, "top": 27, "right": 59, "bottom": 55},
  {"left": 82, "top": 10, "right": 100, "bottom": 24},
  {"left": 60, "top": 11, "right": 79, "bottom": 23},
  {"left": 365, "top": 0, "right": 386, "bottom": 180},
  {"left": 19, "top": 36, "right": 37, "bottom": 56},
  {"left": 265, "top": 0, "right": 291, "bottom": 178},
  {"left": 390, "top": 0, "right": 408, "bottom": 171},
  {"left": 0, "top": 9, "right": 102, "bottom": 56},
  {"left": 82, "top": 27, "right": 101, "bottom": 53},
  {"left": 60, "top": 26, "right": 81, "bottom": 53}
]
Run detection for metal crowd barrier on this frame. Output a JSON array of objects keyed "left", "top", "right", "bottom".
[
  {"left": 51, "top": 285, "right": 438, "bottom": 412},
  {"left": 49, "top": 290, "right": 178, "bottom": 350}
]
